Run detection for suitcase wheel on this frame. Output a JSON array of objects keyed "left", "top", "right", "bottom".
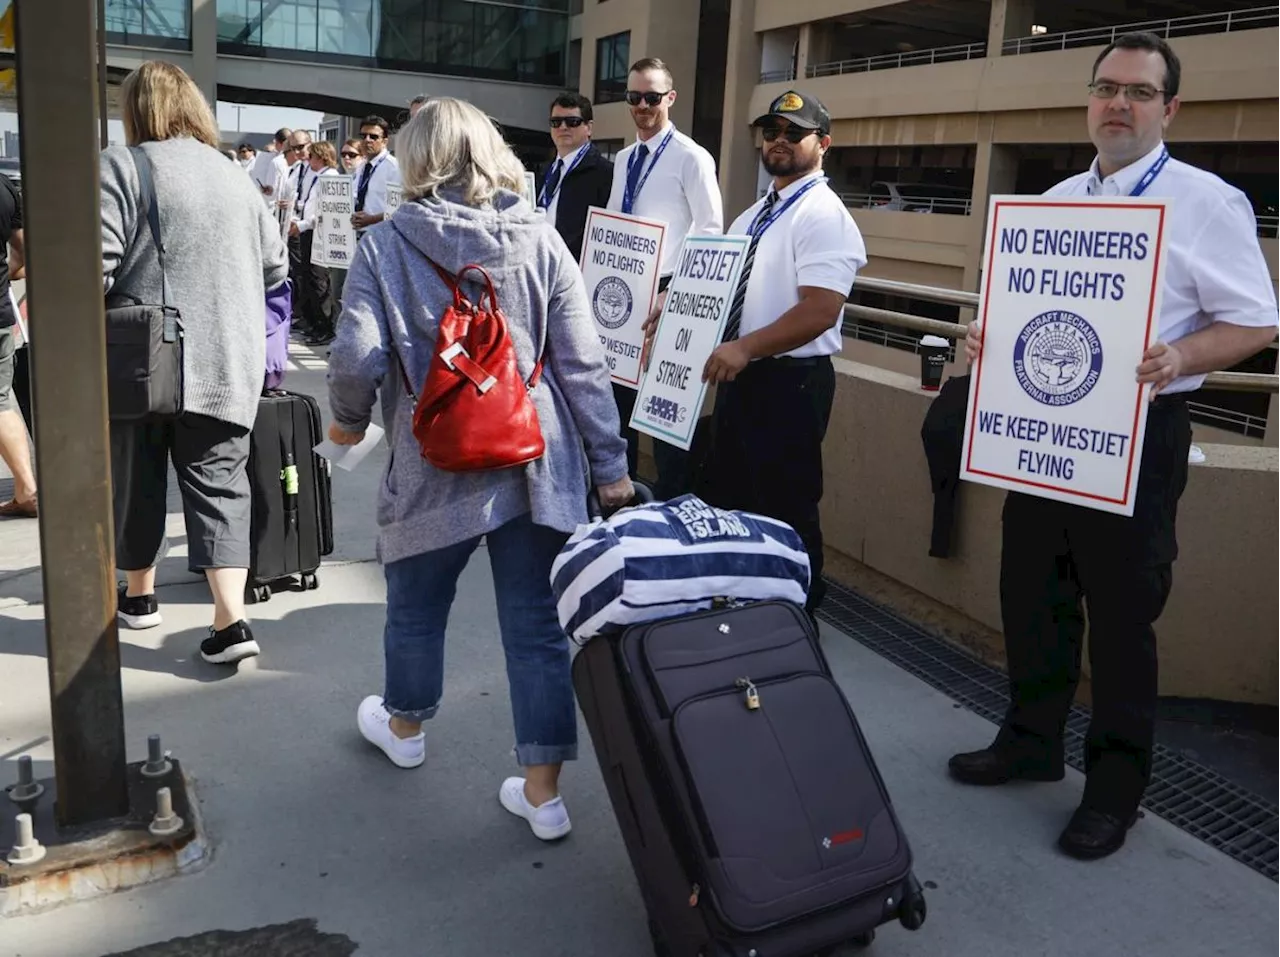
[
  {"left": 248, "top": 584, "right": 272, "bottom": 604},
  {"left": 301, "top": 572, "right": 320, "bottom": 591},
  {"left": 897, "top": 875, "right": 927, "bottom": 931}
]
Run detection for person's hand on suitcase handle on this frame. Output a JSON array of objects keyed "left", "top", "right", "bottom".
[
  {"left": 597, "top": 476, "right": 635, "bottom": 511},
  {"left": 329, "top": 422, "right": 364, "bottom": 447}
]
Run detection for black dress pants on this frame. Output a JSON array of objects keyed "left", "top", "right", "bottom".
[
  {"left": 298, "top": 232, "right": 335, "bottom": 337},
  {"left": 999, "top": 395, "right": 1191, "bottom": 817},
  {"left": 696, "top": 356, "right": 836, "bottom": 613}
]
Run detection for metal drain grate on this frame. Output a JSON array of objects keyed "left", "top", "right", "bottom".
[{"left": 818, "top": 578, "right": 1279, "bottom": 882}]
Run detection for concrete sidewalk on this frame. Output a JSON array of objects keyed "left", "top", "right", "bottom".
[{"left": 1, "top": 344, "right": 1276, "bottom": 957}]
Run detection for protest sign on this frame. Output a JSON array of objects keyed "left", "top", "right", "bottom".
[
  {"left": 960, "top": 196, "right": 1171, "bottom": 516},
  {"left": 311, "top": 175, "right": 356, "bottom": 269},
  {"left": 630, "top": 235, "right": 750, "bottom": 450},
  {"left": 385, "top": 183, "right": 403, "bottom": 216},
  {"left": 579, "top": 207, "right": 666, "bottom": 388}
]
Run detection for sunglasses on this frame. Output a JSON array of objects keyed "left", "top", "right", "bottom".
[
  {"left": 341, "top": 151, "right": 360, "bottom": 159},
  {"left": 761, "top": 125, "right": 817, "bottom": 144},
  {"left": 549, "top": 116, "right": 587, "bottom": 128},
  {"left": 361, "top": 132, "right": 384, "bottom": 140},
  {"left": 285, "top": 143, "right": 310, "bottom": 153},
  {"left": 625, "top": 90, "right": 670, "bottom": 107}
]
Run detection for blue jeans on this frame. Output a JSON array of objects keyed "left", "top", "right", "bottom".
[{"left": 382, "top": 513, "right": 577, "bottom": 766}]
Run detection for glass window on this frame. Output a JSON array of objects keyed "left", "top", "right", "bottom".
[
  {"left": 106, "top": 0, "right": 191, "bottom": 44},
  {"left": 216, "top": 0, "right": 566, "bottom": 85},
  {"left": 594, "top": 30, "right": 629, "bottom": 104}
]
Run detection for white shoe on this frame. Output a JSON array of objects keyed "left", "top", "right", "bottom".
[
  {"left": 356, "top": 695, "right": 425, "bottom": 769},
  {"left": 499, "top": 776, "right": 572, "bottom": 841}
]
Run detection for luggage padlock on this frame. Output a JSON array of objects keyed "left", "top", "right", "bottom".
[{"left": 735, "top": 677, "right": 760, "bottom": 711}]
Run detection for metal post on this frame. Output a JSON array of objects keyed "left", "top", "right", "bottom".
[
  {"left": 15, "top": 0, "right": 130, "bottom": 827},
  {"left": 96, "top": 0, "right": 107, "bottom": 148}
]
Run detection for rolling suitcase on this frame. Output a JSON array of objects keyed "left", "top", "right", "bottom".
[
  {"left": 246, "top": 389, "right": 333, "bottom": 602},
  {"left": 572, "top": 600, "right": 926, "bottom": 957}
]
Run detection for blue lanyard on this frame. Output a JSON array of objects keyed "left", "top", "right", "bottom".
[
  {"left": 748, "top": 176, "right": 825, "bottom": 238},
  {"left": 539, "top": 145, "right": 588, "bottom": 208},
  {"left": 1127, "top": 147, "right": 1169, "bottom": 197},
  {"left": 623, "top": 128, "right": 674, "bottom": 213}
]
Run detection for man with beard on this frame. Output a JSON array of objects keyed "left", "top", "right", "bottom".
[
  {"left": 693, "top": 90, "right": 864, "bottom": 623},
  {"left": 608, "top": 57, "right": 723, "bottom": 499}
]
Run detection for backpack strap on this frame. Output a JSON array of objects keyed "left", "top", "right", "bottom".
[{"left": 127, "top": 146, "right": 174, "bottom": 309}]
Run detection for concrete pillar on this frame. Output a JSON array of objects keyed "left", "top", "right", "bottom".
[
  {"left": 1264, "top": 392, "right": 1278, "bottom": 448},
  {"left": 795, "top": 24, "right": 811, "bottom": 80},
  {"left": 962, "top": 131, "right": 1021, "bottom": 304},
  {"left": 718, "top": 0, "right": 761, "bottom": 218},
  {"left": 190, "top": 0, "right": 217, "bottom": 105},
  {"left": 987, "top": 0, "right": 1036, "bottom": 57}
]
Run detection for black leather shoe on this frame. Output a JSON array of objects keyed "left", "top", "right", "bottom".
[
  {"left": 1057, "top": 806, "right": 1137, "bottom": 860},
  {"left": 947, "top": 744, "right": 1065, "bottom": 786}
]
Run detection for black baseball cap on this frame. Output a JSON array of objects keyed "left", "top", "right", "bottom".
[{"left": 751, "top": 90, "right": 831, "bottom": 134}]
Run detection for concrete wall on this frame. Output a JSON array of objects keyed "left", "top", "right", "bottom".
[
  {"left": 821, "top": 359, "right": 1280, "bottom": 706},
  {"left": 579, "top": 0, "right": 703, "bottom": 144},
  {"left": 755, "top": 0, "right": 904, "bottom": 33}
]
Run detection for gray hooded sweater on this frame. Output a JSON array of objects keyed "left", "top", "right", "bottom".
[
  {"left": 327, "top": 188, "right": 628, "bottom": 564},
  {"left": 100, "top": 138, "right": 290, "bottom": 430}
]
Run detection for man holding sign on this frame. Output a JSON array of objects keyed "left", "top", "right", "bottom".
[
  {"left": 607, "top": 57, "right": 723, "bottom": 496},
  {"left": 692, "top": 90, "right": 865, "bottom": 618},
  {"left": 950, "top": 33, "right": 1278, "bottom": 861}
]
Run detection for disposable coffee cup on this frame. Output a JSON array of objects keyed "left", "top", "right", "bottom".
[{"left": 919, "top": 335, "right": 950, "bottom": 391}]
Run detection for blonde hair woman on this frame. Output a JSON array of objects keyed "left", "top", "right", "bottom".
[
  {"left": 327, "top": 97, "right": 631, "bottom": 840},
  {"left": 102, "top": 61, "right": 288, "bottom": 664}
]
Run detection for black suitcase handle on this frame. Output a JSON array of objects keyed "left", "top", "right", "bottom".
[{"left": 588, "top": 480, "right": 655, "bottom": 521}]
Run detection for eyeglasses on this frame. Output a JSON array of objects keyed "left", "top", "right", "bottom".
[
  {"left": 340, "top": 151, "right": 360, "bottom": 159},
  {"left": 361, "top": 132, "right": 384, "bottom": 140},
  {"left": 625, "top": 90, "right": 670, "bottom": 108},
  {"left": 285, "top": 143, "right": 310, "bottom": 153},
  {"left": 549, "top": 116, "right": 587, "bottom": 129},
  {"left": 761, "top": 125, "right": 817, "bottom": 144},
  {"left": 1088, "top": 81, "right": 1165, "bottom": 102}
]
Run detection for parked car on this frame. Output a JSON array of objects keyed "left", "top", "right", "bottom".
[{"left": 868, "top": 181, "right": 971, "bottom": 215}]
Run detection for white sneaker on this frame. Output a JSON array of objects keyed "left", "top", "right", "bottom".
[
  {"left": 499, "top": 776, "right": 572, "bottom": 841},
  {"left": 356, "top": 695, "right": 425, "bottom": 769}
]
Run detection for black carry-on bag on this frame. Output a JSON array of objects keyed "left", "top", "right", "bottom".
[
  {"left": 245, "top": 389, "right": 333, "bottom": 602},
  {"left": 570, "top": 495, "right": 925, "bottom": 957}
]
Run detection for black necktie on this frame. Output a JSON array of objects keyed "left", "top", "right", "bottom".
[
  {"left": 356, "top": 158, "right": 376, "bottom": 212},
  {"left": 540, "top": 159, "right": 563, "bottom": 209},
  {"left": 622, "top": 143, "right": 650, "bottom": 214},
  {"left": 721, "top": 191, "right": 779, "bottom": 343},
  {"left": 294, "top": 164, "right": 307, "bottom": 216}
]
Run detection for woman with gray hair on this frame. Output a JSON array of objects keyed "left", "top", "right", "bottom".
[
  {"left": 327, "top": 97, "right": 631, "bottom": 840},
  {"left": 101, "top": 60, "right": 288, "bottom": 665}
]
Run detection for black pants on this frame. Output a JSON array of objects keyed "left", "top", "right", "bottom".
[
  {"left": 999, "top": 395, "right": 1191, "bottom": 817},
  {"left": 111, "top": 414, "right": 253, "bottom": 571},
  {"left": 287, "top": 234, "right": 305, "bottom": 321},
  {"left": 298, "top": 232, "right": 335, "bottom": 337},
  {"left": 696, "top": 356, "right": 835, "bottom": 613}
]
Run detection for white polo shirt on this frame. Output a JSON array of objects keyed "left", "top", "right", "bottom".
[
  {"left": 297, "top": 167, "right": 338, "bottom": 234},
  {"left": 607, "top": 123, "right": 723, "bottom": 276},
  {"left": 727, "top": 170, "right": 867, "bottom": 359},
  {"left": 354, "top": 150, "right": 402, "bottom": 223},
  {"left": 251, "top": 149, "right": 288, "bottom": 204},
  {"left": 1047, "top": 141, "right": 1278, "bottom": 394}
]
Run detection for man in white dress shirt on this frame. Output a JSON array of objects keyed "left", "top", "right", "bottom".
[
  {"left": 949, "top": 32, "right": 1279, "bottom": 861},
  {"left": 250, "top": 128, "right": 290, "bottom": 205},
  {"left": 350, "top": 115, "right": 401, "bottom": 235},
  {"left": 692, "top": 90, "right": 864, "bottom": 624},
  {"left": 279, "top": 130, "right": 314, "bottom": 329},
  {"left": 607, "top": 57, "right": 724, "bottom": 498}
]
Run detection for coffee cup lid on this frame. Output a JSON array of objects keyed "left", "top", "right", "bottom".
[{"left": 920, "top": 335, "right": 950, "bottom": 348}]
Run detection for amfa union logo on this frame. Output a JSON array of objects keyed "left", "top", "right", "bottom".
[
  {"left": 1013, "top": 310, "right": 1104, "bottom": 407},
  {"left": 592, "top": 276, "right": 633, "bottom": 330}
]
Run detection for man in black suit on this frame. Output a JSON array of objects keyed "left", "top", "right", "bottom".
[{"left": 535, "top": 93, "right": 613, "bottom": 262}]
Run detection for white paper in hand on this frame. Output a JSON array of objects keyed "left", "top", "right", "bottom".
[{"left": 315, "top": 423, "right": 385, "bottom": 472}]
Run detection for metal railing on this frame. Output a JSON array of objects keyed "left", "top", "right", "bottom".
[
  {"left": 1185, "top": 401, "right": 1270, "bottom": 439},
  {"left": 839, "top": 191, "right": 974, "bottom": 216},
  {"left": 759, "top": 67, "right": 796, "bottom": 83},
  {"left": 1002, "top": 6, "right": 1278, "bottom": 55},
  {"left": 1257, "top": 214, "right": 1278, "bottom": 240},
  {"left": 807, "top": 40, "right": 986, "bottom": 78},
  {"left": 845, "top": 276, "right": 1279, "bottom": 394}
]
